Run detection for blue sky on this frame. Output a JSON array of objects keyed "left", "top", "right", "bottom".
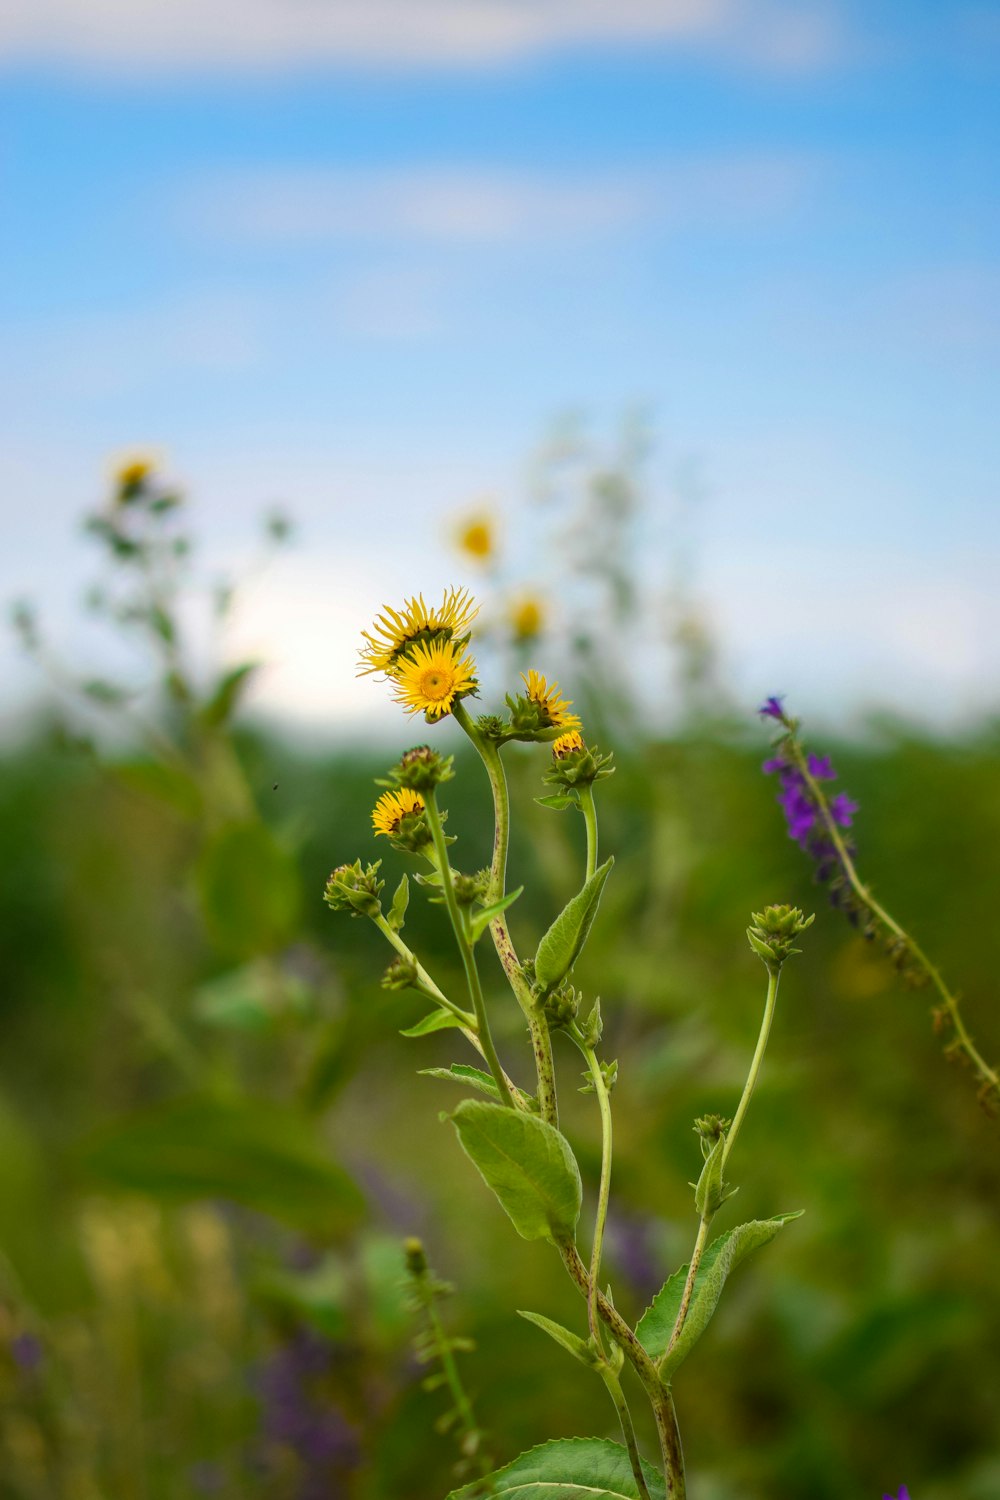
[{"left": 2, "top": 0, "right": 998, "bottom": 736}]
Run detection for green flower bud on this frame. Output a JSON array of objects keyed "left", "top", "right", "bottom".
[
  {"left": 544, "top": 736, "right": 616, "bottom": 791},
  {"left": 390, "top": 744, "right": 456, "bottom": 793},
  {"left": 746, "top": 904, "right": 815, "bottom": 969},
  {"left": 541, "top": 980, "right": 580, "bottom": 1029},
  {"left": 452, "top": 870, "right": 489, "bottom": 907},
  {"left": 381, "top": 955, "right": 418, "bottom": 991},
  {"left": 404, "top": 1237, "right": 428, "bottom": 1276},
  {"left": 323, "top": 859, "right": 384, "bottom": 919},
  {"left": 693, "top": 1113, "right": 732, "bottom": 1160}
]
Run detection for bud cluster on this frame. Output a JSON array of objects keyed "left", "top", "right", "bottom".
[
  {"left": 693, "top": 1113, "right": 732, "bottom": 1159},
  {"left": 324, "top": 859, "right": 384, "bottom": 918},
  {"left": 746, "top": 904, "right": 815, "bottom": 969}
]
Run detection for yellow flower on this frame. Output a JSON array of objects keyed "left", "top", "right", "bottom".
[
  {"left": 521, "top": 669, "right": 581, "bottom": 730},
  {"left": 510, "top": 594, "right": 544, "bottom": 641},
  {"left": 358, "top": 587, "right": 479, "bottom": 677},
  {"left": 552, "top": 730, "right": 584, "bottom": 758},
  {"left": 113, "top": 455, "right": 155, "bottom": 493},
  {"left": 392, "top": 638, "right": 478, "bottom": 720},
  {"left": 372, "top": 787, "right": 425, "bottom": 837},
  {"left": 456, "top": 513, "right": 495, "bottom": 562}
]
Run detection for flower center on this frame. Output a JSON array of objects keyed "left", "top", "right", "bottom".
[{"left": 419, "top": 667, "right": 453, "bottom": 700}]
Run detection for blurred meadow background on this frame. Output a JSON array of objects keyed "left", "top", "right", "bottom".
[{"left": 2, "top": 2, "right": 999, "bottom": 1497}]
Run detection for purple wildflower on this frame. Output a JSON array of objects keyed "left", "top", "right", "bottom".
[
  {"left": 830, "top": 792, "right": 859, "bottom": 828},
  {"left": 807, "top": 752, "right": 836, "bottom": 780},
  {"left": 255, "top": 1328, "right": 361, "bottom": 1498},
  {"left": 759, "top": 695, "right": 786, "bottom": 720},
  {"left": 883, "top": 1489, "right": 910, "bottom": 1500}
]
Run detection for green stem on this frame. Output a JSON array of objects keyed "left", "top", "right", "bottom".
[
  {"left": 557, "top": 1242, "right": 685, "bottom": 1498},
  {"left": 373, "top": 914, "right": 473, "bottom": 1025},
  {"left": 598, "top": 1365, "right": 653, "bottom": 1500},
  {"left": 424, "top": 1296, "right": 485, "bottom": 1468},
  {"left": 454, "top": 701, "right": 560, "bottom": 1128},
  {"left": 580, "top": 1040, "right": 613, "bottom": 1351},
  {"left": 722, "top": 965, "right": 780, "bottom": 1172},
  {"left": 580, "top": 782, "right": 598, "bottom": 881},
  {"left": 788, "top": 739, "right": 1000, "bottom": 1101},
  {"left": 662, "top": 1214, "right": 712, "bottom": 1365},
  {"left": 424, "top": 788, "right": 515, "bottom": 1109}
]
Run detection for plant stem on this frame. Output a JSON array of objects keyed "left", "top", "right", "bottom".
[
  {"left": 580, "top": 782, "right": 598, "bottom": 882},
  {"left": 580, "top": 1040, "right": 613, "bottom": 1351},
  {"left": 722, "top": 965, "right": 780, "bottom": 1172},
  {"left": 454, "top": 702, "right": 560, "bottom": 1128},
  {"left": 373, "top": 915, "right": 473, "bottom": 1025},
  {"left": 789, "top": 739, "right": 1000, "bottom": 1102},
  {"left": 598, "top": 1365, "right": 653, "bottom": 1500},
  {"left": 662, "top": 1214, "right": 712, "bottom": 1365},
  {"left": 424, "top": 789, "right": 515, "bottom": 1108},
  {"left": 557, "top": 1242, "right": 686, "bottom": 1499}
]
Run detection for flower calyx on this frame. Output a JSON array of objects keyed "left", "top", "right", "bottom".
[
  {"left": 387, "top": 744, "right": 456, "bottom": 793},
  {"left": 381, "top": 955, "right": 419, "bottom": 992},
  {"left": 747, "top": 904, "right": 815, "bottom": 970},
  {"left": 544, "top": 734, "right": 615, "bottom": 792},
  {"left": 324, "top": 859, "right": 384, "bottom": 919}
]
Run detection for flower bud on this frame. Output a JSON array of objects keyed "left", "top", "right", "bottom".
[
  {"left": 746, "top": 904, "right": 814, "bottom": 969},
  {"left": 390, "top": 744, "right": 455, "bottom": 793},
  {"left": 452, "top": 870, "right": 489, "bottom": 907},
  {"left": 324, "top": 859, "right": 384, "bottom": 919},
  {"left": 541, "top": 980, "right": 580, "bottom": 1029},
  {"left": 544, "top": 735, "right": 615, "bottom": 792},
  {"left": 381, "top": 955, "right": 418, "bottom": 991}
]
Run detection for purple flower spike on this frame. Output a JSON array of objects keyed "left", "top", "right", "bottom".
[
  {"left": 830, "top": 792, "right": 859, "bottom": 828},
  {"left": 807, "top": 752, "right": 836, "bottom": 780},
  {"left": 883, "top": 1488, "right": 910, "bottom": 1500},
  {"left": 759, "top": 695, "right": 786, "bottom": 720}
]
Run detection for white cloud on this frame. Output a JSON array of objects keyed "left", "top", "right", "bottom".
[
  {"left": 0, "top": 0, "right": 844, "bottom": 75},
  {"left": 180, "top": 153, "right": 821, "bottom": 248}
]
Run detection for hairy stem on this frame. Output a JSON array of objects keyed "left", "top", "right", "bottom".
[
  {"left": 454, "top": 701, "right": 560, "bottom": 1127},
  {"left": 581, "top": 1041, "right": 613, "bottom": 1351},
  {"left": 598, "top": 1365, "right": 652, "bottom": 1500},
  {"left": 424, "top": 789, "right": 515, "bottom": 1108},
  {"left": 662, "top": 1214, "right": 712, "bottom": 1365},
  {"left": 788, "top": 738, "right": 1000, "bottom": 1102}
]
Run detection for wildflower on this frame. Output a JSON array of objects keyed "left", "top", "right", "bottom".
[
  {"left": 746, "top": 904, "right": 814, "bottom": 969},
  {"left": 391, "top": 637, "right": 478, "bottom": 721},
  {"left": 324, "top": 860, "right": 383, "bottom": 918},
  {"left": 372, "top": 787, "right": 425, "bottom": 837},
  {"left": 114, "top": 454, "right": 155, "bottom": 499},
  {"left": 510, "top": 594, "right": 544, "bottom": 641},
  {"left": 883, "top": 1490, "right": 911, "bottom": 1500},
  {"left": 358, "top": 588, "right": 478, "bottom": 677},
  {"left": 521, "top": 669, "right": 581, "bottom": 731},
  {"left": 553, "top": 730, "right": 584, "bottom": 758},
  {"left": 456, "top": 513, "right": 495, "bottom": 562},
  {"left": 758, "top": 695, "right": 787, "bottom": 721},
  {"left": 388, "top": 744, "right": 455, "bottom": 792}
]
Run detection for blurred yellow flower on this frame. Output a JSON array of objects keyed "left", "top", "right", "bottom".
[
  {"left": 113, "top": 454, "right": 155, "bottom": 495},
  {"left": 456, "top": 513, "right": 496, "bottom": 562},
  {"left": 552, "top": 730, "right": 584, "bottom": 758},
  {"left": 393, "top": 638, "right": 478, "bottom": 720},
  {"left": 510, "top": 594, "right": 545, "bottom": 641},
  {"left": 358, "top": 587, "right": 478, "bottom": 677},
  {"left": 522, "top": 669, "right": 581, "bottom": 730},
  {"left": 372, "top": 787, "right": 425, "bottom": 837}
]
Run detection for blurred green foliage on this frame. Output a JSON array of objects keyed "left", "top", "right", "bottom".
[
  {"left": 2, "top": 447, "right": 998, "bottom": 1498},
  {"left": 2, "top": 714, "right": 999, "bottom": 1498}
]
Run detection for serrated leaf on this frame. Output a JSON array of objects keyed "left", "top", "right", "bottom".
[
  {"left": 534, "top": 856, "right": 614, "bottom": 991},
  {"left": 82, "top": 1097, "right": 364, "bottom": 1236},
  {"left": 517, "top": 1310, "right": 595, "bottom": 1367},
  {"left": 399, "top": 1010, "right": 465, "bottom": 1038},
  {"left": 534, "top": 793, "right": 577, "bottom": 811},
  {"left": 447, "top": 1437, "right": 665, "bottom": 1499},
  {"left": 387, "top": 874, "right": 409, "bottom": 932},
  {"left": 469, "top": 885, "right": 523, "bottom": 943},
  {"left": 450, "top": 1099, "right": 581, "bottom": 1243},
  {"left": 637, "top": 1213, "right": 803, "bottom": 1376},
  {"left": 419, "top": 1064, "right": 501, "bottom": 1100}
]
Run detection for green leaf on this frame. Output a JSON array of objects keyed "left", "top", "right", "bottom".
[
  {"left": 450, "top": 1099, "right": 581, "bottom": 1243},
  {"left": 419, "top": 1064, "right": 501, "bottom": 1100},
  {"left": 636, "top": 1213, "right": 803, "bottom": 1376},
  {"left": 447, "top": 1437, "right": 665, "bottom": 1500},
  {"left": 693, "top": 1134, "right": 727, "bottom": 1218},
  {"left": 469, "top": 885, "right": 523, "bottom": 943},
  {"left": 534, "top": 856, "right": 614, "bottom": 991},
  {"left": 387, "top": 874, "right": 409, "bottom": 933},
  {"left": 200, "top": 662, "right": 260, "bottom": 728},
  {"left": 112, "top": 759, "right": 202, "bottom": 819},
  {"left": 83, "top": 1097, "right": 364, "bottom": 1236},
  {"left": 399, "top": 1010, "right": 465, "bottom": 1038},
  {"left": 534, "top": 793, "right": 577, "bottom": 811},
  {"left": 517, "top": 1310, "right": 595, "bottom": 1367},
  {"left": 195, "top": 822, "right": 301, "bottom": 958}
]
